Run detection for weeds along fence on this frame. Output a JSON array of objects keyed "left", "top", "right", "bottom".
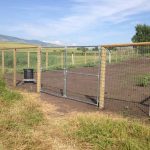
[{"left": 102, "top": 42, "right": 150, "bottom": 117}]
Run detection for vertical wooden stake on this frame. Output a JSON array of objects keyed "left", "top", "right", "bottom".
[
  {"left": 46, "top": 51, "right": 48, "bottom": 70},
  {"left": 13, "top": 49, "right": 16, "bottom": 87},
  {"left": 37, "top": 47, "right": 41, "bottom": 93},
  {"left": 2, "top": 50, "right": 5, "bottom": 75},
  {"left": 61, "top": 52, "right": 63, "bottom": 68},
  {"left": 72, "top": 52, "right": 74, "bottom": 65},
  {"left": 108, "top": 51, "right": 111, "bottom": 64},
  {"left": 27, "top": 51, "right": 30, "bottom": 68},
  {"left": 84, "top": 52, "right": 87, "bottom": 64},
  {"left": 99, "top": 47, "right": 107, "bottom": 109}
]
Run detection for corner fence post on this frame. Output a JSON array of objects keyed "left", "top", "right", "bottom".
[
  {"left": 99, "top": 47, "right": 107, "bottom": 109},
  {"left": 2, "top": 50, "right": 5, "bottom": 75},
  {"left": 13, "top": 49, "right": 16, "bottom": 87},
  {"left": 46, "top": 50, "right": 48, "bottom": 70},
  {"left": 27, "top": 51, "right": 30, "bottom": 68},
  {"left": 37, "top": 47, "right": 41, "bottom": 93}
]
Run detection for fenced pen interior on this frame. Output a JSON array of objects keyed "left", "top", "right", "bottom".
[{"left": 0, "top": 42, "right": 150, "bottom": 117}]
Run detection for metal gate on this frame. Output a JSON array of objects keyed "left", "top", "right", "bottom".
[{"left": 41, "top": 46, "right": 100, "bottom": 106}]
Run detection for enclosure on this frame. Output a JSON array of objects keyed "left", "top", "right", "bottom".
[{"left": 0, "top": 42, "right": 150, "bottom": 117}]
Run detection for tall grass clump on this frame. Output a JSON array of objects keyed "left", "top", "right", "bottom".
[
  {"left": 0, "top": 76, "right": 53, "bottom": 149},
  {"left": 0, "top": 77, "right": 22, "bottom": 104},
  {"left": 67, "top": 114, "right": 150, "bottom": 150},
  {"left": 136, "top": 74, "right": 150, "bottom": 87}
]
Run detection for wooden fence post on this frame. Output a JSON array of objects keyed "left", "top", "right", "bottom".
[
  {"left": 46, "top": 50, "right": 48, "bottom": 70},
  {"left": 99, "top": 47, "right": 107, "bottom": 109},
  {"left": 37, "top": 47, "right": 41, "bottom": 93},
  {"left": 27, "top": 51, "right": 30, "bottom": 68},
  {"left": 84, "top": 52, "right": 87, "bottom": 64},
  {"left": 13, "top": 49, "right": 16, "bottom": 87},
  {"left": 108, "top": 51, "right": 111, "bottom": 64},
  {"left": 2, "top": 50, "right": 4, "bottom": 75},
  {"left": 72, "top": 52, "right": 74, "bottom": 65}
]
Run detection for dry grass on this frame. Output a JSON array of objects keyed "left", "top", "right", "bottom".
[
  {"left": 0, "top": 91, "right": 78, "bottom": 150},
  {"left": 66, "top": 113, "right": 150, "bottom": 150},
  {"left": 0, "top": 86, "right": 149, "bottom": 150},
  {"left": 0, "top": 42, "right": 34, "bottom": 49}
]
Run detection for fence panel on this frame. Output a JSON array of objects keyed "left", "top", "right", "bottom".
[{"left": 105, "top": 45, "right": 150, "bottom": 117}]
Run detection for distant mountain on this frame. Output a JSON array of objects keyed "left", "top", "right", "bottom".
[{"left": 0, "top": 34, "right": 61, "bottom": 47}]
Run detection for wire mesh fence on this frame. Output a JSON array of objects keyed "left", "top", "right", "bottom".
[
  {"left": 0, "top": 43, "right": 150, "bottom": 117},
  {"left": 104, "top": 45, "right": 150, "bottom": 117},
  {"left": 0, "top": 47, "right": 38, "bottom": 90},
  {"left": 41, "top": 46, "right": 100, "bottom": 105}
]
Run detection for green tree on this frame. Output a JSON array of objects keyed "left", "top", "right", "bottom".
[
  {"left": 132, "top": 24, "right": 150, "bottom": 42},
  {"left": 77, "top": 47, "right": 88, "bottom": 52},
  {"left": 92, "top": 47, "right": 99, "bottom": 51}
]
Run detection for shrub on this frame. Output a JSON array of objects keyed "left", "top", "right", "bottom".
[
  {"left": 84, "top": 62, "right": 96, "bottom": 67},
  {"left": 136, "top": 74, "right": 150, "bottom": 87}
]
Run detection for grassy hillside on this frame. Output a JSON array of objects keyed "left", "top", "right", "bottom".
[{"left": 0, "top": 42, "right": 35, "bottom": 49}]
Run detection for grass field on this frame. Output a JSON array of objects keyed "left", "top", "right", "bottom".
[
  {"left": 0, "top": 77, "right": 149, "bottom": 150},
  {"left": 0, "top": 42, "right": 34, "bottom": 48}
]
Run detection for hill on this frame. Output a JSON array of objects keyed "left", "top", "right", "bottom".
[{"left": 0, "top": 34, "right": 60, "bottom": 47}]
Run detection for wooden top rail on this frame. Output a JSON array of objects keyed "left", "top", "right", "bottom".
[{"left": 101, "top": 42, "right": 150, "bottom": 48}]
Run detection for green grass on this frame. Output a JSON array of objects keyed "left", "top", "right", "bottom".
[
  {"left": 0, "top": 77, "right": 22, "bottom": 104},
  {"left": 67, "top": 115, "right": 150, "bottom": 150},
  {"left": 136, "top": 74, "right": 150, "bottom": 87},
  {"left": 0, "top": 78, "right": 49, "bottom": 150}
]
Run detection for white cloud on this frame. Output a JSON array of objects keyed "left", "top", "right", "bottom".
[{"left": 6, "top": 0, "right": 150, "bottom": 43}]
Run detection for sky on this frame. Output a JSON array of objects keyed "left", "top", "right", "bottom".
[{"left": 0, "top": 0, "right": 150, "bottom": 45}]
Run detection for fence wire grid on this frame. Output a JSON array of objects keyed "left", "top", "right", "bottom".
[
  {"left": 0, "top": 43, "right": 150, "bottom": 117},
  {"left": 104, "top": 45, "right": 150, "bottom": 117},
  {"left": 41, "top": 46, "right": 100, "bottom": 106}
]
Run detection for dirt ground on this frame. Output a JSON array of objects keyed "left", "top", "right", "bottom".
[{"left": 5, "top": 57, "right": 150, "bottom": 118}]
